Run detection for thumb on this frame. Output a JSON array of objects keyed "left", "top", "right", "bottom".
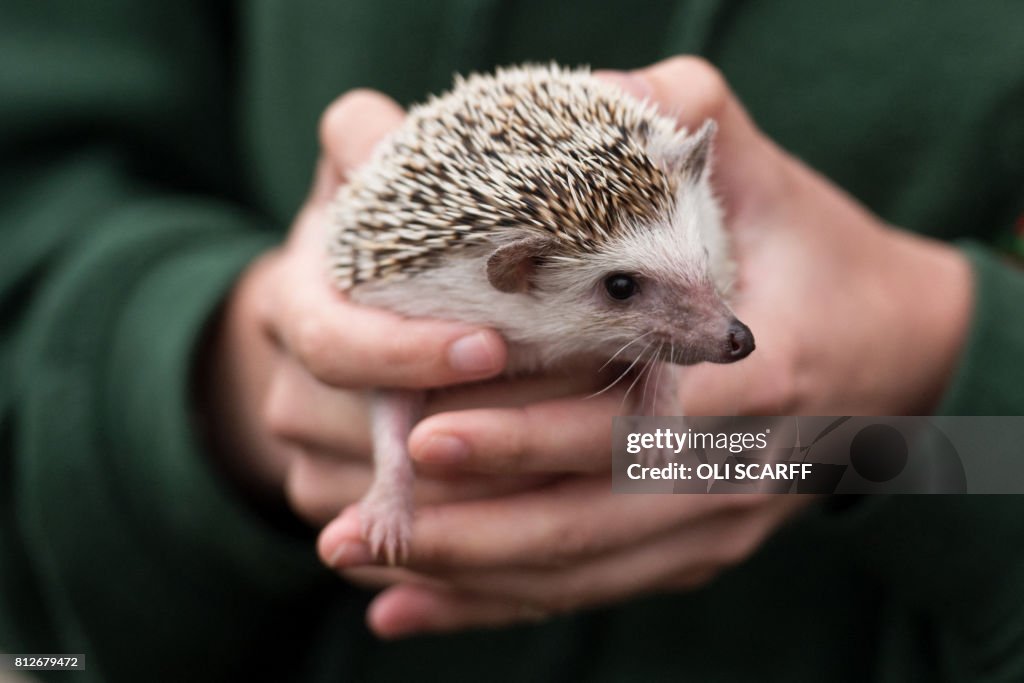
[
  {"left": 306, "top": 89, "right": 405, "bottom": 206},
  {"left": 319, "top": 88, "right": 406, "bottom": 181}
]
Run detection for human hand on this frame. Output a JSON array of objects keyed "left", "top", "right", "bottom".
[
  {"left": 320, "top": 477, "right": 811, "bottom": 637},
  {"left": 198, "top": 90, "right": 578, "bottom": 526},
  {"left": 611, "top": 59, "right": 973, "bottom": 417},
  {"left": 316, "top": 56, "right": 972, "bottom": 637}
]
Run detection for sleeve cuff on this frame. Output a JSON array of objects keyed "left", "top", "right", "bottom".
[{"left": 937, "top": 241, "right": 1024, "bottom": 416}]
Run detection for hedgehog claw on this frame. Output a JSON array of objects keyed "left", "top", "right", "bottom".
[{"left": 360, "top": 489, "right": 412, "bottom": 566}]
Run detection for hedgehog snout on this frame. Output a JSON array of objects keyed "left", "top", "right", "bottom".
[
  {"left": 651, "top": 290, "right": 755, "bottom": 365},
  {"left": 724, "top": 318, "right": 755, "bottom": 362}
]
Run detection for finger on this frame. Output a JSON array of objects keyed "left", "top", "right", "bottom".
[
  {"left": 270, "top": 274, "right": 507, "bottom": 388},
  {"left": 341, "top": 564, "right": 436, "bottom": 591},
  {"left": 360, "top": 495, "right": 804, "bottom": 636},
  {"left": 421, "top": 508, "right": 757, "bottom": 612},
  {"left": 319, "top": 88, "right": 405, "bottom": 179},
  {"left": 388, "top": 496, "right": 809, "bottom": 628},
  {"left": 366, "top": 584, "right": 545, "bottom": 639},
  {"left": 592, "top": 68, "right": 653, "bottom": 100},
  {"left": 365, "top": 517, "right": 742, "bottom": 638},
  {"left": 365, "top": 563, "right": 716, "bottom": 637},
  {"left": 288, "top": 446, "right": 555, "bottom": 527},
  {"left": 423, "top": 367, "right": 610, "bottom": 415},
  {"left": 367, "top": 566, "right": 722, "bottom": 637},
  {"left": 284, "top": 451, "right": 373, "bottom": 526},
  {"left": 260, "top": 201, "right": 509, "bottom": 389},
  {"left": 285, "top": 440, "right": 554, "bottom": 527},
  {"left": 320, "top": 477, "right": 764, "bottom": 570},
  {"left": 409, "top": 391, "right": 624, "bottom": 471},
  {"left": 263, "top": 352, "right": 372, "bottom": 452},
  {"left": 307, "top": 155, "right": 344, "bottom": 205}
]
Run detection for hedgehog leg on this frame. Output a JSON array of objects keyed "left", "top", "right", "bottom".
[
  {"left": 360, "top": 389, "right": 423, "bottom": 565},
  {"left": 636, "top": 362, "right": 681, "bottom": 467}
]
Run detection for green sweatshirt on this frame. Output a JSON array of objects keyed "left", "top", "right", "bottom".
[{"left": 2, "top": 1, "right": 1023, "bottom": 681}]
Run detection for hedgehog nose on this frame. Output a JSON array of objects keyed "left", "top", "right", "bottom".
[{"left": 725, "top": 319, "right": 755, "bottom": 361}]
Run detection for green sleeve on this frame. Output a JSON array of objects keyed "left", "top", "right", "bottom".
[
  {"left": 0, "top": 4, "right": 329, "bottom": 681},
  {"left": 938, "top": 241, "right": 1024, "bottom": 415}
]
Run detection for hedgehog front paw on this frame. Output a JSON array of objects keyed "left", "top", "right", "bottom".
[{"left": 359, "top": 486, "right": 413, "bottom": 566}]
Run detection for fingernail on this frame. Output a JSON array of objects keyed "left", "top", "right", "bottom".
[
  {"left": 448, "top": 331, "right": 501, "bottom": 375},
  {"left": 329, "top": 540, "right": 374, "bottom": 568},
  {"left": 595, "top": 70, "right": 653, "bottom": 101},
  {"left": 416, "top": 434, "right": 469, "bottom": 465}
]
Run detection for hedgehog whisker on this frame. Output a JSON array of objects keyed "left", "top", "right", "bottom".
[
  {"left": 599, "top": 330, "right": 655, "bottom": 373},
  {"left": 586, "top": 340, "right": 653, "bottom": 400},
  {"left": 621, "top": 341, "right": 659, "bottom": 414},
  {"left": 652, "top": 343, "right": 669, "bottom": 416},
  {"left": 640, "top": 342, "right": 661, "bottom": 412},
  {"left": 617, "top": 341, "right": 656, "bottom": 412}
]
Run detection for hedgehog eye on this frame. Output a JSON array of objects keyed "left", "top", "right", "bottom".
[{"left": 604, "top": 274, "right": 639, "bottom": 301}]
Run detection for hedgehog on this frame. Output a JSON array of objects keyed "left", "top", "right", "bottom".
[{"left": 328, "top": 64, "right": 754, "bottom": 564}]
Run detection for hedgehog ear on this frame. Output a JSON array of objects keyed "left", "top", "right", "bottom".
[
  {"left": 661, "top": 119, "right": 716, "bottom": 182},
  {"left": 486, "top": 235, "right": 555, "bottom": 293}
]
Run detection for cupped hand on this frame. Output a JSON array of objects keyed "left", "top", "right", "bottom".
[
  {"left": 321, "top": 478, "right": 810, "bottom": 637},
  {"left": 201, "top": 90, "right": 588, "bottom": 526},
  {"left": 316, "top": 56, "right": 973, "bottom": 637}
]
